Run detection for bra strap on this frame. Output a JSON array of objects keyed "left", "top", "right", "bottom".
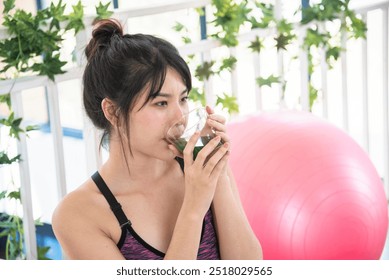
[{"left": 91, "top": 171, "right": 131, "bottom": 228}]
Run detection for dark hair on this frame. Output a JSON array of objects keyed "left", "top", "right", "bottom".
[{"left": 83, "top": 18, "right": 192, "bottom": 149}]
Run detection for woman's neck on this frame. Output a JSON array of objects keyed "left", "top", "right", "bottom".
[{"left": 99, "top": 141, "right": 176, "bottom": 192}]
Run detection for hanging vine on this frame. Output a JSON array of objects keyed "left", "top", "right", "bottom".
[
  {"left": 174, "top": 0, "right": 366, "bottom": 113},
  {"left": 0, "top": 0, "right": 113, "bottom": 259}
]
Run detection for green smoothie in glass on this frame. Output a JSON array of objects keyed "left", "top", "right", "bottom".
[{"left": 166, "top": 107, "right": 222, "bottom": 160}]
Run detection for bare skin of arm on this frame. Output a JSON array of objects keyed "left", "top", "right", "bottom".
[
  {"left": 204, "top": 107, "right": 263, "bottom": 259},
  {"left": 212, "top": 166, "right": 263, "bottom": 259}
]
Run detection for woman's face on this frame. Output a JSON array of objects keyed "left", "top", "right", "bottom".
[{"left": 128, "top": 68, "right": 189, "bottom": 160}]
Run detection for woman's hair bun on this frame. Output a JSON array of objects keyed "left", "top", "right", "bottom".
[{"left": 85, "top": 18, "right": 124, "bottom": 60}]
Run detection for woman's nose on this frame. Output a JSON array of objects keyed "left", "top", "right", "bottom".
[{"left": 172, "top": 105, "right": 185, "bottom": 124}]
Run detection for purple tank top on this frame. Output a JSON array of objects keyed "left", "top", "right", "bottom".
[
  {"left": 91, "top": 159, "right": 220, "bottom": 260},
  {"left": 118, "top": 208, "right": 220, "bottom": 260}
]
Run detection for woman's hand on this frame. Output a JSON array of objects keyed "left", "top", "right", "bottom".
[
  {"left": 168, "top": 106, "right": 230, "bottom": 158},
  {"left": 167, "top": 106, "right": 230, "bottom": 216},
  {"left": 205, "top": 106, "right": 230, "bottom": 177},
  {"left": 183, "top": 130, "right": 230, "bottom": 216}
]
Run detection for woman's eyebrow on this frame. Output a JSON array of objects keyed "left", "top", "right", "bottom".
[{"left": 153, "top": 89, "right": 188, "bottom": 98}]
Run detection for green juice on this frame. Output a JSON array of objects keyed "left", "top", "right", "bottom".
[{"left": 175, "top": 136, "right": 221, "bottom": 160}]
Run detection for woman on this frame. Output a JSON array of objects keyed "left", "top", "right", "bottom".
[{"left": 52, "top": 18, "right": 262, "bottom": 260}]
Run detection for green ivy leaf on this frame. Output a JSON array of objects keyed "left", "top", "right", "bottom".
[
  {"left": 302, "top": 0, "right": 354, "bottom": 25},
  {"left": 172, "top": 22, "right": 192, "bottom": 45},
  {"left": 25, "top": 125, "right": 40, "bottom": 132},
  {"left": 211, "top": 0, "right": 251, "bottom": 47},
  {"left": 34, "top": 218, "right": 43, "bottom": 226},
  {"left": 182, "top": 36, "right": 192, "bottom": 44},
  {"left": 195, "top": 61, "right": 215, "bottom": 81},
  {"left": 307, "top": 51, "right": 314, "bottom": 75},
  {"left": 37, "top": 246, "right": 51, "bottom": 260},
  {"left": 1, "top": 112, "right": 24, "bottom": 140},
  {"left": 250, "top": 2, "right": 274, "bottom": 29},
  {"left": 216, "top": 93, "right": 239, "bottom": 114},
  {"left": 3, "top": 0, "right": 15, "bottom": 14},
  {"left": 48, "top": 0, "right": 67, "bottom": 30},
  {"left": 32, "top": 53, "right": 66, "bottom": 81},
  {"left": 0, "top": 151, "right": 21, "bottom": 165},
  {"left": 326, "top": 46, "right": 342, "bottom": 66},
  {"left": 95, "top": 1, "right": 113, "bottom": 21},
  {"left": 0, "top": 117, "right": 8, "bottom": 126},
  {"left": 274, "top": 33, "right": 295, "bottom": 51},
  {"left": 219, "top": 56, "right": 237, "bottom": 72},
  {"left": 346, "top": 10, "right": 367, "bottom": 39},
  {"left": 255, "top": 1, "right": 274, "bottom": 16},
  {"left": 304, "top": 28, "right": 329, "bottom": 48},
  {"left": 12, "top": 116, "right": 22, "bottom": 128},
  {"left": 189, "top": 87, "right": 206, "bottom": 106},
  {"left": 0, "top": 190, "right": 7, "bottom": 200},
  {"left": 9, "top": 126, "right": 24, "bottom": 140},
  {"left": 7, "top": 190, "right": 21, "bottom": 201},
  {"left": 309, "top": 84, "right": 318, "bottom": 110},
  {"left": 66, "top": 0, "right": 85, "bottom": 33},
  {"left": 0, "top": 93, "right": 11, "bottom": 108},
  {"left": 249, "top": 16, "right": 267, "bottom": 29},
  {"left": 248, "top": 36, "right": 263, "bottom": 53},
  {"left": 173, "top": 22, "right": 186, "bottom": 32},
  {"left": 301, "top": 6, "right": 321, "bottom": 24},
  {"left": 0, "top": 221, "right": 16, "bottom": 232},
  {"left": 256, "top": 75, "right": 280, "bottom": 87},
  {"left": 195, "top": 7, "right": 205, "bottom": 16},
  {"left": 276, "top": 19, "right": 294, "bottom": 34}
]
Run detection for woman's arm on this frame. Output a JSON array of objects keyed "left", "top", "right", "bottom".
[
  {"left": 204, "top": 106, "right": 262, "bottom": 259},
  {"left": 165, "top": 130, "right": 230, "bottom": 259},
  {"left": 163, "top": 201, "right": 205, "bottom": 259},
  {"left": 212, "top": 165, "right": 263, "bottom": 260}
]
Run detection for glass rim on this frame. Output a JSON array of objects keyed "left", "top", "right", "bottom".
[{"left": 166, "top": 107, "right": 208, "bottom": 140}]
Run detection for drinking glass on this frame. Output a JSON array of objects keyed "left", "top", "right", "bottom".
[{"left": 166, "top": 107, "right": 222, "bottom": 159}]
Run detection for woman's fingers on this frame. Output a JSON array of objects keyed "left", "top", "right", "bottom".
[
  {"left": 193, "top": 135, "right": 221, "bottom": 168},
  {"left": 202, "top": 142, "right": 229, "bottom": 172},
  {"left": 208, "top": 113, "right": 226, "bottom": 125},
  {"left": 209, "top": 149, "right": 229, "bottom": 178},
  {"left": 207, "top": 117, "right": 226, "bottom": 132},
  {"left": 214, "top": 131, "right": 230, "bottom": 147},
  {"left": 194, "top": 136, "right": 230, "bottom": 177},
  {"left": 205, "top": 105, "right": 214, "bottom": 115},
  {"left": 183, "top": 131, "right": 200, "bottom": 166},
  {"left": 206, "top": 112, "right": 230, "bottom": 147},
  {"left": 206, "top": 106, "right": 226, "bottom": 125}
]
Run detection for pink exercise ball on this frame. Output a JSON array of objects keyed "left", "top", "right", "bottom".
[{"left": 227, "top": 110, "right": 388, "bottom": 259}]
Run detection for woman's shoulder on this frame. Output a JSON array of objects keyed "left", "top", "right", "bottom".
[
  {"left": 51, "top": 177, "right": 125, "bottom": 259},
  {"left": 52, "top": 178, "right": 102, "bottom": 232},
  {"left": 55, "top": 179, "right": 96, "bottom": 211}
]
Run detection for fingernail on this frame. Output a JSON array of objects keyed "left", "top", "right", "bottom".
[{"left": 224, "top": 142, "right": 229, "bottom": 148}]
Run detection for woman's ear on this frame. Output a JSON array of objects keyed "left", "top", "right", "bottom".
[{"left": 101, "top": 98, "right": 118, "bottom": 126}]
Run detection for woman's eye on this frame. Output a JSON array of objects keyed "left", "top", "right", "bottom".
[
  {"left": 156, "top": 101, "right": 168, "bottom": 106},
  {"left": 181, "top": 96, "right": 188, "bottom": 102}
]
